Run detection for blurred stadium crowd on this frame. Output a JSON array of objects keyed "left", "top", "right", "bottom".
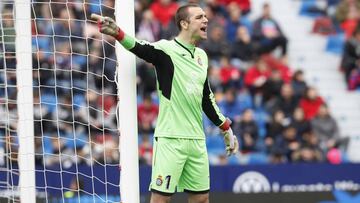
[{"left": 0, "top": 0, "right": 358, "bottom": 168}]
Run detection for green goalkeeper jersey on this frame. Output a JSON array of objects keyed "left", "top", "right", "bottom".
[{"left": 120, "top": 34, "right": 226, "bottom": 139}]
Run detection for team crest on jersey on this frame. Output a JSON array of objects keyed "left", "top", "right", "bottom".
[
  {"left": 197, "top": 56, "right": 203, "bottom": 66},
  {"left": 156, "top": 175, "right": 163, "bottom": 186}
]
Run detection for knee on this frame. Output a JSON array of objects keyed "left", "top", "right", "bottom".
[
  {"left": 189, "top": 193, "right": 209, "bottom": 203},
  {"left": 150, "top": 192, "right": 172, "bottom": 203}
]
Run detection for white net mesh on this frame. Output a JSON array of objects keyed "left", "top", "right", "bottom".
[
  {"left": 0, "top": 1, "right": 20, "bottom": 202},
  {"left": 1, "top": 0, "right": 122, "bottom": 202}
]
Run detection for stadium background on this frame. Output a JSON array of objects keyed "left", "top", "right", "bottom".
[{"left": 1, "top": 0, "right": 360, "bottom": 202}]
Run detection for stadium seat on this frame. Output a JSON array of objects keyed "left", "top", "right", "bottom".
[
  {"left": 206, "top": 135, "right": 225, "bottom": 155},
  {"left": 326, "top": 33, "right": 345, "bottom": 55},
  {"left": 247, "top": 152, "right": 269, "bottom": 165},
  {"left": 299, "top": 0, "right": 324, "bottom": 18},
  {"left": 41, "top": 93, "right": 57, "bottom": 113}
]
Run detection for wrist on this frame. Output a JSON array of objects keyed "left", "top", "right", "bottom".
[
  {"left": 219, "top": 119, "right": 230, "bottom": 131},
  {"left": 115, "top": 27, "right": 125, "bottom": 41}
]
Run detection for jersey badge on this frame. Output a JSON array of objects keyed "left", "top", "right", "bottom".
[
  {"left": 156, "top": 175, "right": 163, "bottom": 186},
  {"left": 197, "top": 56, "right": 203, "bottom": 66}
]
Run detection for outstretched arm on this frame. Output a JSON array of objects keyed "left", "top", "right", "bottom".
[{"left": 91, "top": 14, "right": 164, "bottom": 66}]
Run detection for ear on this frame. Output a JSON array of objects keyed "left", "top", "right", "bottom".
[{"left": 180, "top": 20, "right": 188, "bottom": 30}]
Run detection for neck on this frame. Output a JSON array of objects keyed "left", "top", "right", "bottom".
[{"left": 177, "top": 31, "right": 199, "bottom": 46}]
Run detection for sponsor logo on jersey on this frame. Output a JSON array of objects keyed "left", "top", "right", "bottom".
[
  {"left": 156, "top": 175, "right": 163, "bottom": 186},
  {"left": 232, "top": 171, "right": 271, "bottom": 193}
]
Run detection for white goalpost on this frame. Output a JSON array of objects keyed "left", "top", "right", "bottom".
[
  {"left": 115, "top": 0, "right": 140, "bottom": 203},
  {"left": 0, "top": 0, "right": 139, "bottom": 202},
  {"left": 15, "top": 0, "right": 36, "bottom": 203}
]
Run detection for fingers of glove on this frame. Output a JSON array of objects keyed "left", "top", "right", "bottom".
[
  {"left": 233, "top": 136, "right": 239, "bottom": 152},
  {"left": 225, "top": 146, "right": 235, "bottom": 156},
  {"left": 226, "top": 136, "right": 239, "bottom": 156},
  {"left": 227, "top": 129, "right": 235, "bottom": 149},
  {"left": 224, "top": 133, "right": 234, "bottom": 149},
  {"left": 104, "top": 17, "right": 115, "bottom": 23},
  {"left": 226, "top": 149, "right": 231, "bottom": 156}
]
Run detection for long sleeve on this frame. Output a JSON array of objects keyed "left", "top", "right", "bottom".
[
  {"left": 202, "top": 77, "right": 226, "bottom": 127},
  {"left": 119, "top": 34, "right": 174, "bottom": 100},
  {"left": 119, "top": 34, "right": 167, "bottom": 67}
]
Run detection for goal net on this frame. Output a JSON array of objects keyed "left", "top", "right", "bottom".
[{"left": 0, "top": 0, "right": 137, "bottom": 202}]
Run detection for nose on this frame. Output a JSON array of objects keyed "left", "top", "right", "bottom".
[{"left": 203, "top": 16, "right": 208, "bottom": 23}]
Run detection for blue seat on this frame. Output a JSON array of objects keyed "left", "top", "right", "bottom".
[
  {"left": 227, "top": 155, "right": 240, "bottom": 165},
  {"left": 299, "top": 0, "right": 324, "bottom": 18},
  {"left": 73, "top": 94, "right": 85, "bottom": 109},
  {"left": 326, "top": 33, "right": 345, "bottom": 55},
  {"left": 248, "top": 152, "right": 269, "bottom": 165},
  {"left": 206, "top": 135, "right": 225, "bottom": 155},
  {"left": 41, "top": 93, "right": 57, "bottom": 113}
]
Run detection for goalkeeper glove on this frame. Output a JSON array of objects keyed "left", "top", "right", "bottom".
[
  {"left": 219, "top": 118, "right": 239, "bottom": 156},
  {"left": 97, "top": 16, "right": 125, "bottom": 41}
]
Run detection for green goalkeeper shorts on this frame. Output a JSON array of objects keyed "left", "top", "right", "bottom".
[{"left": 149, "top": 137, "right": 210, "bottom": 195}]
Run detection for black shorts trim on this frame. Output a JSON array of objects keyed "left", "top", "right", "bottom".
[
  {"left": 184, "top": 189, "right": 210, "bottom": 194},
  {"left": 151, "top": 189, "right": 174, "bottom": 196}
]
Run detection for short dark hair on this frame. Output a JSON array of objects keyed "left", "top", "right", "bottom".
[{"left": 175, "top": 3, "right": 200, "bottom": 31}]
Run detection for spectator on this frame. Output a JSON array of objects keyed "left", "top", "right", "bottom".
[
  {"left": 219, "top": 88, "right": 243, "bottom": 121},
  {"left": 266, "top": 83, "right": 299, "bottom": 118},
  {"left": 219, "top": 56, "right": 242, "bottom": 89},
  {"left": 273, "top": 125, "right": 301, "bottom": 162},
  {"left": 292, "top": 146, "right": 323, "bottom": 163},
  {"left": 56, "top": 95, "right": 74, "bottom": 124},
  {"left": 207, "top": 65, "right": 222, "bottom": 92},
  {"left": 262, "top": 54, "right": 292, "bottom": 81},
  {"left": 244, "top": 57, "right": 271, "bottom": 92},
  {"left": 231, "top": 26, "right": 256, "bottom": 64},
  {"left": 139, "top": 135, "right": 153, "bottom": 165},
  {"left": 201, "top": 25, "right": 230, "bottom": 62},
  {"left": 293, "top": 130, "right": 323, "bottom": 163},
  {"left": 33, "top": 91, "right": 52, "bottom": 135},
  {"left": 262, "top": 69, "right": 284, "bottom": 103},
  {"left": 252, "top": 3, "right": 288, "bottom": 58},
  {"left": 92, "top": 134, "right": 119, "bottom": 164},
  {"left": 233, "top": 109, "right": 259, "bottom": 153},
  {"left": 150, "top": 0, "right": 179, "bottom": 28},
  {"left": 341, "top": 27, "right": 360, "bottom": 86},
  {"left": 137, "top": 94, "right": 159, "bottom": 134},
  {"left": 1, "top": 8, "right": 15, "bottom": 52},
  {"left": 265, "top": 110, "right": 289, "bottom": 150},
  {"left": 299, "top": 87, "right": 325, "bottom": 120},
  {"left": 291, "top": 107, "right": 312, "bottom": 137},
  {"left": 77, "top": 90, "right": 103, "bottom": 131},
  {"left": 291, "top": 70, "right": 308, "bottom": 99},
  {"left": 218, "top": 0, "right": 251, "bottom": 15},
  {"left": 203, "top": 4, "right": 226, "bottom": 34},
  {"left": 224, "top": 2, "right": 243, "bottom": 43},
  {"left": 150, "top": 0, "right": 179, "bottom": 39},
  {"left": 348, "top": 66, "right": 360, "bottom": 90},
  {"left": 311, "top": 104, "right": 343, "bottom": 152},
  {"left": 99, "top": 94, "right": 117, "bottom": 130},
  {"left": 137, "top": 62, "right": 157, "bottom": 96},
  {"left": 136, "top": 9, "right": 161, "bottom": 42},
  {"left": 269, "top": 150, "right": 286, "bottom": 164},
  {"left": 335, "top": 0, "right": 360, "bottom": 38}
]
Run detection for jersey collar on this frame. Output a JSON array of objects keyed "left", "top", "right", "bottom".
[{"left": 174, "top": 38, "right": 195, "bottom": 58}]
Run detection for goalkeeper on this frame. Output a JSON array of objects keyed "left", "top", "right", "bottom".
[{"left": 95, "top": 3, "right": 238, "bottom": 203}]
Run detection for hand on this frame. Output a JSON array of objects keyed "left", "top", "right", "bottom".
[
  {"left": 222, "top": 128, "right": 239, "bottom": 156},
  {"left": 220, "top": 118, "right": 239, "bottom": 156},
  {"left": 91, "top": 14, "right": 124, "bottom": 40}
]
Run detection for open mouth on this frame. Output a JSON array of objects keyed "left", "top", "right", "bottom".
[{"left": 200, "top": 27, "right": 207, "bottom": 32}]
